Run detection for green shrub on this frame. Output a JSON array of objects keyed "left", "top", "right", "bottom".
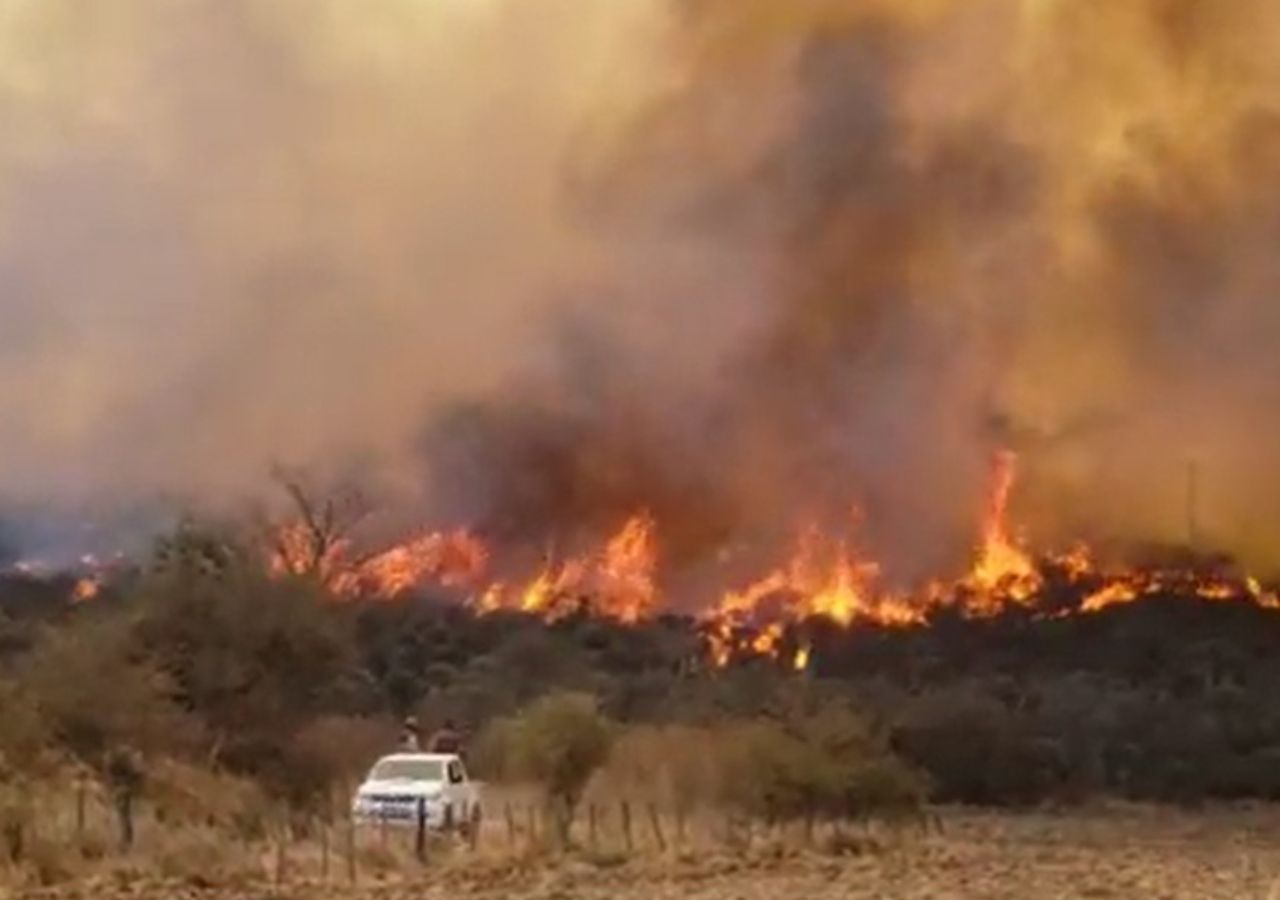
[
  {"left": 477, "top": 692, "right": 613, "bottom": 843},
  {"left": 713, "top": 704, "right": 927, "bottom": 825}
]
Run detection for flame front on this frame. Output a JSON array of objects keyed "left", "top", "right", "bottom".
[
  {"left": 270, "top": 525, "right": 488, "bottom": 599},
  {"left": 481, "top": 513, "right": 660, "bottom": 623},
  {"left": 704, "top": 526, "right": 899, "bottom": 666},
  {"left": 255, "top": 450, "right": 1279, "bottom": 670}
]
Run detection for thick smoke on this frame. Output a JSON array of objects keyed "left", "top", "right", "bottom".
[
  {"left": 4, "top": 0, "right": 1280, "bottom": 577},
  {"left": 0, "top": 0, "right": 775, "bottom": 552}
]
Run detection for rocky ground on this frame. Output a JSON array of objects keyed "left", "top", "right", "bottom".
[{"left": 8, "top": 805, "right": 1280, "bottom": 900}]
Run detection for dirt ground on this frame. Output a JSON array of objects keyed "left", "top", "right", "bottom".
[{"left": 9, "top": 804, "right": 1280, "bottom": 900}]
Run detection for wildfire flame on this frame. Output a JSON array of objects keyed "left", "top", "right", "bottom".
[
  {"left": 6, "top": 553, "right": 125, "bottom": 605},
  {"left": 964, "top": 450, "right": 1042, "bottom": 608},
  {"left": 704, "top": 525, "right": 906, "bottom": 667},
  {"left": 270, "top": 525, "right": 488, "bottom": 599},
  {"left": 72, "top": 576, "right": 102, "bottom": 603},
  {"left": 481, "top": 513, "right": 660, "bottom": 623},
  {"left": 255, "top": 450, "right": 1280, "bottom": 668}
]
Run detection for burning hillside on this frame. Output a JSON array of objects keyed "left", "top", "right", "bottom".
[
  {"left": 2, "top": 0, "right": 1280, "bottom": 651},
  {"left": 245, "top": 450, "right": 1279, "bottom": 672},
  {"left": 13, "top": 447, "right": 1275, "bottom": 678}
]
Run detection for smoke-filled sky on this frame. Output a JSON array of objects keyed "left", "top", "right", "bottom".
[{"left": 3, "top": 0, "right": 1280, "bottom": 576}]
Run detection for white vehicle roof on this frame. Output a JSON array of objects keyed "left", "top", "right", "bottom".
[{"left": 373, "top": 753, "right": 460, "bottom": 764}]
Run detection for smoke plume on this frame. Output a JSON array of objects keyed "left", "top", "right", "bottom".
[{"left": 3, "top": 0, "right": 1280, "bottom": 576}]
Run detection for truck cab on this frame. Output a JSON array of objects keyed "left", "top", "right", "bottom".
[{"left": 351, "top": 753, "right": 480, "bottom": 830}]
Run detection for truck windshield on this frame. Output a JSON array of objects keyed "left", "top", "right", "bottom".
[{"left": 370, "top": 759, "right": 445, "bottom": 782}]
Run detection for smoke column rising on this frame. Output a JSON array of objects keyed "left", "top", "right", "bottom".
[
  {"left": 3, "top": 0, "right": 1280, "bottom": 576},
  {"left": 0, "top": 0, "right": 759, "bottom": 503}
]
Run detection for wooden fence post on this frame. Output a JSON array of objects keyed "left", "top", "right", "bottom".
[
  {"left": 415, "top": 798, "right": 428, "bottom": 863},
  {"left": 620, "top": 801, "right": 634, "bottom": 854},
  {"left": 74, "top": 779, "right": 86, "bottom": 843},
  {"left": 2, "top": 816, "right": 24, "bottom": 863},
  {"left": 274, "top": 819, "right": 287, "bottom": 887},
  {"left": 587, "top": 804, "right": 598, "bottom": 851},
  {"left": 468, "top": 805, "right": 481, "bottom": 853},
  {"left": 504, "top": 802, "right": 517, "bottom": 848},
  {"left": 647, "top": 804, "right": 666, "bottom": 853},
  {"left": 116, "top": 789, "right": 135, "bottom": 853},
  {"left": 106, "top": 749, "right": 142, "bottom": 854},
  {"left": 346, "top": 816, "right": 357, "bottom": 886},
  {"left": 320, "top": 820, "right": 330, "bottom": 882}
]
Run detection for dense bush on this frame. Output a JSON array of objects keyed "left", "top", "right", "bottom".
[
  {"left": 7, "top": 522, "right": 1280, "bottom": 809},
  {"left": 710, "top": 705, "right": 926, "bottom": 823},
  {"left": 475, "top": 692, "right": 613, "bottom": 841}
]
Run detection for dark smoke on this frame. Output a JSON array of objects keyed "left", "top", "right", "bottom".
[{"left": 5, "top": 0, "right": 1280, "bottom": 578}]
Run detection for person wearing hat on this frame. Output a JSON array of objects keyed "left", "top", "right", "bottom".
[{"left": 427, "top": 718, "right": 463, "bottom": 755}]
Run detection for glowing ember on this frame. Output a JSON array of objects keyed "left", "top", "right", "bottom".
[
  {"left": 1080, "top": 581, "right": 1139, "bottom": 613},
  {"left": 72, "top": 577, "right": 102, "bottom": 603}
]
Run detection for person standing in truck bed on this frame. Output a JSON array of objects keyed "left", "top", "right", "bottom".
[
  {"left": 427, "top": 718, "right": 463, "bottom": 754},
  {"left": 398, "top": 716, "right": 422, "bottom": 751}
]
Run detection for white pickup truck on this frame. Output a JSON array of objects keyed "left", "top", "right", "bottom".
[{"left": 351, "top": 753, "right": 481, "bottom": 831}]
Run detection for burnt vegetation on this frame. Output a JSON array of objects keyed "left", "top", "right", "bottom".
[{"left": 3, "top": 521, "right": 1280, "bottom": 813}]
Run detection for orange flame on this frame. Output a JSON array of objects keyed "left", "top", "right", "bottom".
[
  {"left": 270, "top": 525, "right": 488, "bottom": 599},
  {"left": 1080, "top": 580, "right": 1139, "bottom": 613},
  {"left": 72, "top": 577, "right": 102, "bottom": 603},
  {"left": 69, "top": 554, "right": 119, "bottom": 603},
  {"left": 964, "top": 450, "right": 1042, "bottom": 609},
  {"left": 332, "top": 529, "right": 489, "bottom": 597},
  {"left": 257, "top": 449, "right": 1280, "bottom": 669},
  {"left": 598, "top": 513, "right": 660, "bottom": 623},
  {"left": 479, "top": 513, "right": 660, "bottom": 623},
  {"left": 704, "top": 524, "right": 913, "bottom": 667}
]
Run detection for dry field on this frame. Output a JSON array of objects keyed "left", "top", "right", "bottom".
[{"left": 8, "top": 804, "right": 1280, "bottom": 900}]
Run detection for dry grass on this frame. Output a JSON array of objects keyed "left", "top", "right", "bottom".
[{"left": 6, "top": 802, "right": 1280, "bottom": 899}]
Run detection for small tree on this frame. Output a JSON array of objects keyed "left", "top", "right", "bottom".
[
  {"left": 486, "top": 692, "right": 613, "bottom": 846},
  {"left": 712, "top": 704, "right": 928, "bottom": 830}
]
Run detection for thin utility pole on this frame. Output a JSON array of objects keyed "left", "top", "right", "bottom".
[{"left": 1186, "top": 459, "right": 1200, "bottom": 552}]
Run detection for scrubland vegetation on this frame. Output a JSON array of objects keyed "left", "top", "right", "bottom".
[{"left": 4, "top": 520, "right": 1280, "bottom": 894}]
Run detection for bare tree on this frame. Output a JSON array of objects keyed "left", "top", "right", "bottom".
[{"left": 264, "top": 465, "right": 373, "bottom": 579}]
